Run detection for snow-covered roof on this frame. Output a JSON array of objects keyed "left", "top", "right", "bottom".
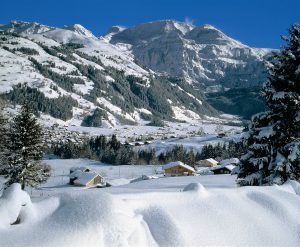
[
  {"left": 211, "top": 164, "right": 236, "bottom": 172},
  {"left": 219, "top": 158, "right": 240, "bottom": 167},
  {"left": 69, "top": 171, "right": 102, "bottom": 186},
  {"left": 163, "top": 161, "right": 195, "bottom": 172},
  {"left": 203, "top": 158, "right": 219, "bottom": 165},
  {"left": 224, "top": 165, "right": 236, "bottom": 171}
]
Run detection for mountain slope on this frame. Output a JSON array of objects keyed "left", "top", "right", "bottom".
[
  {"left": 0, "top": 21, "right": 216, "bottom": 126},
  {"left": 106, "top": 20, "right": 273, "bottom": 92}
]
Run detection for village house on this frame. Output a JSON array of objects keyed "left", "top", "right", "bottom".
[
  {"left": 197, "top": 158, "right": 219, "bottom": 168},
  {"left": 210, "top": 158, "right": 240, "bottom": 175},
  {"left": 69, "top": 169, "right": 104, "bottom": 187},
  {"left": 211, "top": 165, "right": 236, "bottom": 175},
  {"left": 163, "top": 161, "right": 196, "bottom": 176},
  {"left": 219, "top": 158, "right": 240, "bottom": 167}
]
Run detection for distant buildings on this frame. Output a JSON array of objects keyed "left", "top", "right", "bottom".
[
  {"left": 197, "top": 158, "right": 240, "bottom": 175},
  {"left": 208, "top": 158, "right": 240, "bottom": 175},
  {"left": 197, "top": 158, "right": 219, "bottom": 168}
]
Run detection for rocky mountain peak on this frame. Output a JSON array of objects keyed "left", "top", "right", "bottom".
[
  {"left": 108, "top": 20, "right": 193, "bottom": 45},
  {"left": 63, "top": 24, "right": 96, "bottom": 39},
  {"left": 105, "top": 20, "right": 272, "bottom": 90},
  {"left": 0, "top": 20, "right": 54, "bottom": 35},
  {"left": 101, "top": 25, "right": 127, "bottom": 42},
  {"left": 185, "top": 24, "right": 236, "bottom": 45}
]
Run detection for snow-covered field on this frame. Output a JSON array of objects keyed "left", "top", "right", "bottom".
[{"left": 1, "top": 158, "right": 300, "bottom": 247}]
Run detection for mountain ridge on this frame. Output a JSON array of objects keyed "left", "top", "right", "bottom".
[
  {"left": 0, "top": 20, "right": 217, "bottom": 127},
  {"left": 106, "top": 20, "right": 273, "bottom": 91},
  {"left": 0, "top": 20, "right": 273, "bottom": 124}
]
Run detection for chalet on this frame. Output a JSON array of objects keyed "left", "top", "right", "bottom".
[
  {"left": 197, "top": 158, "right": 219, "bottom": 167},
  {"left": 211, "top": 165, "right": 236, "bottom": 175},
  {"left": 163, "top": 161, "right": 195, "bottom": 176},
  {"left": 217, "top": 158, "right": 240, "bottom": 175},
  {"left": 219, "top": 158, "right": 240, "bottom": 167},
  {"left": 69, "top": 170, "right": 104, "bottom": 187}
]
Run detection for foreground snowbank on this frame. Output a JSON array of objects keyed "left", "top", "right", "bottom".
[{"left": 1, "top": 180, "right": 300, "bottom": 246}]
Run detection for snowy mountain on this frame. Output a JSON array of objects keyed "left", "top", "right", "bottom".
[
  {"left": 0, "top": 20, "right": 54, "bottom": 35},
  {"left": 102, "top": 25, "right": 127, "bottom": 42},
  {"left": 0, "top": 21, "right": 216, "bottom": 127},
  {"left": 106, "top": 20, "right": 273, "bottom": 92},
  {"left": 63, "top": 24, "right": 97, "bottom": 39}
]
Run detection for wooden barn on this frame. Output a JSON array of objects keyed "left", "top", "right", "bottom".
[
  {"left": 69, "top": 170, "right": 104, "bottom": 187},
  {"left": 163, "top": 161, "right": 195, "bottom": 176},
  {"left": 197, "top": 158, "right": 219, "bottom": 167}
]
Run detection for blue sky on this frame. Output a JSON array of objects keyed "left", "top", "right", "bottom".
[{"left": 1, "top": 0, "right": 299, "bottom": 48}]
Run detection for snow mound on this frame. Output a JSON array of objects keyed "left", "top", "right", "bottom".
[
  {"left": 183, "top": 182, "right": 208, "bottom": 196},
  {"left": 1, "top": 180, "right": 300, "bottom": 246},
  {"left": 0, "top": 183, "right": 31, "bottom": 228},
  {"left": 0, "top": 188, "right": 141, "bottom": 247},
  {"left": 139, "top": 206, "right": 186, "bottom": 246},
  {"left": 290, "top": 180, "right": 300, "bottom": 195}
]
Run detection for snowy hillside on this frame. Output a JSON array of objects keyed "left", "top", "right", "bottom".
[
  {"left": 0, "top": 20, "right": 275, "bottom": 124},
  {"left": 106, "top": 20, "right": 273, "bottom": 92},
  {"left": 0, "top": 21, "right": 217, "bottom": 126}
]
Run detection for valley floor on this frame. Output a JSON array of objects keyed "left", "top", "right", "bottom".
[{"left": 1, "top": 159, "right": 300, "bottom": 246}]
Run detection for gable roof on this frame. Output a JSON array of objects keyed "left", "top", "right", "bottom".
[
  {"left": 211, "top": 164, "right": 236, "bottom": 172},
  {"left": 225, "top": 165, "right": 236, "bottom": 171},
  {"left": 219, "top": 158, "right": 240, "bottom": 167},
  {"left": 205, "top": 158, "right": 219, "bottom": 165},
  {"left": 163, "top": 161, "right": 195, "bottom": 172},
  {"left": 69, "top": 170, "right": 102, "bottom": 186}
]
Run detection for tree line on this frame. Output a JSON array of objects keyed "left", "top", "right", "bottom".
[{"left": 50, "top": 135, "right": 246, "bottom": 167}]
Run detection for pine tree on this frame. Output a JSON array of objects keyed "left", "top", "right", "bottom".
[
  {"left": 0, "top": 98, "right": 8, "bottom": 174},
  {"left": 237, "top": 24, "right": 300, "bottom": 185},
  {"left": 186, "top": 150, "right": 196, "bottom": 167},
  {"left": 1, "top": 101, "right": 51, "bottom": 189},
  {"left": 0, "top": 113, "right": 5, "bottom": 153}
]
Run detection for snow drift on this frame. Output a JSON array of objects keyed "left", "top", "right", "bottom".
[{"left": 0, "top": 180, "right": 300, "bottom": 246}]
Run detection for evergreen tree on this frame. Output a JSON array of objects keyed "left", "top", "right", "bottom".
[
  {"left": 1, "top": 101, "right": 50, "bottom": 189},
  {"left": 186, "top": 150, "right": 196, "bottom": 167},
  {"left": 0, "top": 99, "right": 8, "bottom": 170},
  {"left": 237, "top": 24, "right": 300, "bottom": 185}
]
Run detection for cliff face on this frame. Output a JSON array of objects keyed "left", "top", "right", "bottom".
[{"left": 108, "top": 20, "right": 273, "bottom": 92}]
